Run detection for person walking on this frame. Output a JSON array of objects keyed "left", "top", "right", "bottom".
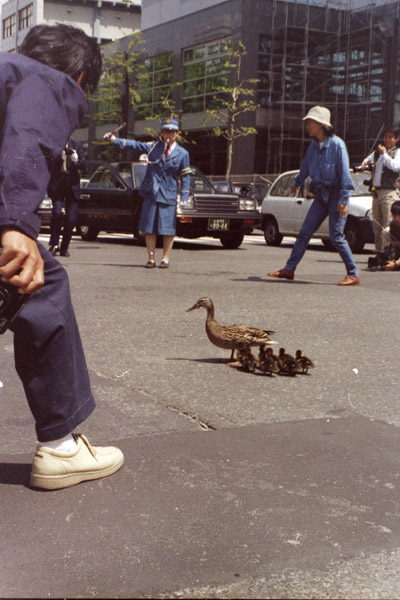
[
  {"left": 268, "top": 106, "right": 360, "bottom": 286},
  {"left": 0, "top": 24, "right": 124, "bottom": 489},
  {"left": 360, "top": 126, "right": 400, "bottom": 252},
  {"left": 48, "top": 138, "right": 86, "bottom": 257},
  {"left": 104, "top": 117, "right": 191, "bottom": 268}
]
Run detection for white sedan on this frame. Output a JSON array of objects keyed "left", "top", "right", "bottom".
[{"left": 260, "top": 170, "right": 374, "bottom": 253}]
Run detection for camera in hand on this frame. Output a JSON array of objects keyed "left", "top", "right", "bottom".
[
  {"left": 0, "top": 280, "right": 30, "bottom": 334},
  {"left": 65, "top": 148, "right": 75, "bottom": 156}
]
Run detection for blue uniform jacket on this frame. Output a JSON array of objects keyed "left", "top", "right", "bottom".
[
  {"left": 294, "top": 135, "right": 354, "bottom": 206},
  {"left": 113, "top": 138, "right": 190, "bottom": 205},
  {"left": 0, "top": 53, "right": 87, "bottom": 239}
]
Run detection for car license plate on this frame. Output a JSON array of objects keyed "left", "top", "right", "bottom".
[{"left": 208, "top": 218, "right": 229, "bottom": 231}]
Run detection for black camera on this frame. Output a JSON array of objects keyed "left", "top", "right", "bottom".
[
  {"left": 65, "top": 148, "right": 75, "bottom": 156},
  {"left": 0, "top": 280, "right": 30, "bottom": 334}
]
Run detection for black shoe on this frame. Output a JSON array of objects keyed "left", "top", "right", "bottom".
[
  {"left": 159, "top": 261, "right": 169, "bottom": 269},
  {"left": 49, "top": 246, "right": 59, "bottom": 256},
  {"left": 145, "top": 260, "right": 156, "bottom": 268},
  {"left": 60, "top": 250, "right": 70, "bottom": 257}
]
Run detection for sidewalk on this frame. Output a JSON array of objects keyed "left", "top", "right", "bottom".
[{"left": 1, "top": 415, "right": 400, "bottom": 598}]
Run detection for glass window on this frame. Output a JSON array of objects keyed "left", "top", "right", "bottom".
[
  {"left": 19, "top": 4, "right": 33, "bottom": 31},
  {"left": 3, "top": 14, "right": 15, "bottom": 39},
  {"left": 135, "top": 52, "right": 173, "bottom": 119},
  {"left": 182, "top": 37, "right": 232, "bottom": 115}
]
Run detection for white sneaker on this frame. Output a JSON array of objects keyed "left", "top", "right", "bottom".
[{"left": 30, "top": 434, "right": 124, "bottom": 490}]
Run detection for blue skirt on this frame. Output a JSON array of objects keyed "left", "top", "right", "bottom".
[{"left": 139, "top": 197, "right": 177, "bottom": 235}]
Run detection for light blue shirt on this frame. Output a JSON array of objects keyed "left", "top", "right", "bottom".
[{"left": 294, "top": 135, "right": 354, "bottom": 206}]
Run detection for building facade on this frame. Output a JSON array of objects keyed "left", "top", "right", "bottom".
[
  {"left": 0, "top": 0, "right": 141, "bottom": 52},
  {"left": 114, "top": 0, "right": 400, "bottom": 176}
]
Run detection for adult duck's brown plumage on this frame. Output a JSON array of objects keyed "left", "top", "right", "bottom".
[{"left": 186, "top": 297, "right": 276, "bottom": 362}]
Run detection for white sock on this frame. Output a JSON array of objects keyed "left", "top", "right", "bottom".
[{"left": 39, "top": 433, "right": 77, "bottom": 452}]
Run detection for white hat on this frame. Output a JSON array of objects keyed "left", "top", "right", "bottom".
[{"left": 303, "top": 106, "right": 332, "bottom": 128}]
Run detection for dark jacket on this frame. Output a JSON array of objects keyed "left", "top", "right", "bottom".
[
  {"left": 48, "top": 138, "right": 86, "bottom": 201},
  {"left": 0, "top": 52, "right": 86, "bottom": 239}
]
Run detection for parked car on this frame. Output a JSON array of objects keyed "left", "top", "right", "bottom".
[
  {"left": 37, "top": 194, "right": 53, "bottom": 229},
  {"left": 76, "top": 161, "right": 261, "bottom": 248},
  {"left": 261, "top": 170, "right": 374, "bottom": 252},
  {"left": 213, "top": 180, "right": 270, "bottom": 206}
]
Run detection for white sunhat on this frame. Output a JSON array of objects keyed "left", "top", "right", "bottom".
[{"left": 303, "top": 106, "right": 332, "bottom": 128}]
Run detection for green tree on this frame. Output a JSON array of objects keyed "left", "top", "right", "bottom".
[
  {"left": 92, "top": 33, "right": 147, "bottom": 160},
  {"left": 203, "top": 41, "right": 259, "bottom": 178}
]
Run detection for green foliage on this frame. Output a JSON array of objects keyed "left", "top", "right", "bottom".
[
  {"left": 92, "top": 33, "right": 147, "bottom": 130},
  {"left": 202, "top": 41, "right": 259, "bottom": 177}
]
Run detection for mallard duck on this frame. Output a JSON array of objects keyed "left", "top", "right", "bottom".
[
  {"left": 186, "top": 297, "right": 276, "bottom": 362},
  {"left": 236, "top": 346, "right": 256, "bottom": 372},
  {"left": 295, "top": 350, "right": 315, "bottom": 374},
  {"left": 257, "top": 345, "right": 280, "bottom": 375},
  {"left": 278, "top": 347, "right": 297, "bottom": 376}
]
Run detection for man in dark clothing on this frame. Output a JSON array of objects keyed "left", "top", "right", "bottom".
[
  {"left": 0, "top": 24, "right": 124, "bottom": 490},
  {"left": 48, "top": 138, "right": 86, "bottom": 257}
]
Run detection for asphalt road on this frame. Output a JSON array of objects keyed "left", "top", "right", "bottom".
[{"left": 1, "top": 232, "right": 400, "bottom": 598}]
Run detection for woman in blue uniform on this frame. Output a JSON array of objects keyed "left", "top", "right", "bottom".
[{"left": 105, "top": 117, "right": 191, "bottom": 268}]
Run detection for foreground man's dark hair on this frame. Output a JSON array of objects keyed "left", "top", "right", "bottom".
[{"left": 20, "top": 23, "right": 102, "bottom": 94}]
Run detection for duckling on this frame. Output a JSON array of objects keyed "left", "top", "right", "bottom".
[
  {"left": 295, "top": 349, "right": 315, "bottom": 374},
  {"left": 236, "top": 346, "right": 256, "bottom": 372},
  {"left": 278, "top": 347, "right": 297, "bottom": 376},
  {"left": 186, "top": 297, "right": 276, "bottom": 363},
  {"left": 257, "top": 345, "right": 280, "bottom": 375}
]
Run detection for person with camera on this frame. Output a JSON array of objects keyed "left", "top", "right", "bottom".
[
  {"left": 368, "top": 200, "right": 400, "bottom": 270},
  {"left": 360, "top": 126, "right": 400, "bottom": 252},
  {"left": 0, "top": 24, "right": 124, "bottom": 489},
  {"left": 104, "top": 117, "right": 191, "bottom": 268},
  {"left": 48, "top": 138, "right": 86, "bottom": 257},
  {"left": 267, "top": 106, "right": 359, "bottom": 286}
]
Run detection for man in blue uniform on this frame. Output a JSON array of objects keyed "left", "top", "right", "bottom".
[
  {"left": 48, "top": 137, "right": 86, "bottom": 257},
  {"left": 0, "top": 24, "right": 124, "bottom": 489},
  {"left": 104, "top": 117, "right": 191, "bottom": 268}
]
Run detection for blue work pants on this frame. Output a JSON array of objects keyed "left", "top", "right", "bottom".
[{"left": 10, "top": 243, "right": 95, "bottom": 442}]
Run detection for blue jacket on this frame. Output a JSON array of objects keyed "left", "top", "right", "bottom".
[
  {"left": 294, "top": 135, "right": 354, "bottom": 206},
  {"left": 0, "top": 53, "right": 86, "bottom": 239},
  {"left": 113, "top": 138, "right": 190, "bottom": 205}
]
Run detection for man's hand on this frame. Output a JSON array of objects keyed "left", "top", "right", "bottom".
[
  {"left": 383, "top": 260, "right": 396, "bottom": 271},
  {"left": 0, "top": 229, "right": 44, "bottom": 294},
  {"left": 337, "top": 203, "right": 348, "bottom": 217},
  {"left": 378, "top": 144, "right": 386, "bottom": 155}
]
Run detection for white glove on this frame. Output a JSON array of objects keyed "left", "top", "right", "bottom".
[
  {"left": 71, "top": 150, "right": 79, "bottom": 164},
  {"left": 103, "top": 132, "right": 116, "bottom": 142}
]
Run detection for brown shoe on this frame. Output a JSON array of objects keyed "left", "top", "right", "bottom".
[
  {"left": 267, "top": 268, "right": 294, "bottom": 280},
  {"left": 337, "top": 275, "right": 360, "bottom": 286}
]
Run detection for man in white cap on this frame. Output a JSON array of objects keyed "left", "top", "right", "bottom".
[{"left": 268, "top": 105, "right": 360, "bottom": 286}]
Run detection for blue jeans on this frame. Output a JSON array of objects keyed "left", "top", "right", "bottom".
[{"left": 285, "top": 196, "right": 358, "bottom": 276}]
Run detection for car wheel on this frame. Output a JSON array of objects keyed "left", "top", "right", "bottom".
[
  {"left": 219, "top": 231, "right": 245, "bottom": 249},
  {"left": 80, "top": 225, "right": 100, "bottom": 241},
  {"left": 344, "top": 219, "right": 365, "bottom": 253},
  {"left": 263, "top": 217, "right": 283, "bottom": 246}
]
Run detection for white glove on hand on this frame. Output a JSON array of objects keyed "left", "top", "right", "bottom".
[
  {"left": 71, "top": 150, "right": 79, "bottom": 164},
  {"left": 103, "top": 132, "right": 116, "bottom": 142}
]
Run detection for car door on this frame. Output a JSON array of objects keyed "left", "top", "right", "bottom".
[
  {"left": 292, "top": 177, "right": 330, "bottom": 234},
  {"left": 265, "top": 173, "right": 298, "bottom": 233}
]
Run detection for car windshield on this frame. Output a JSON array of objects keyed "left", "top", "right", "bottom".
[{"left": 189, "top": 167, "right": 214, "bottom": 193}]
